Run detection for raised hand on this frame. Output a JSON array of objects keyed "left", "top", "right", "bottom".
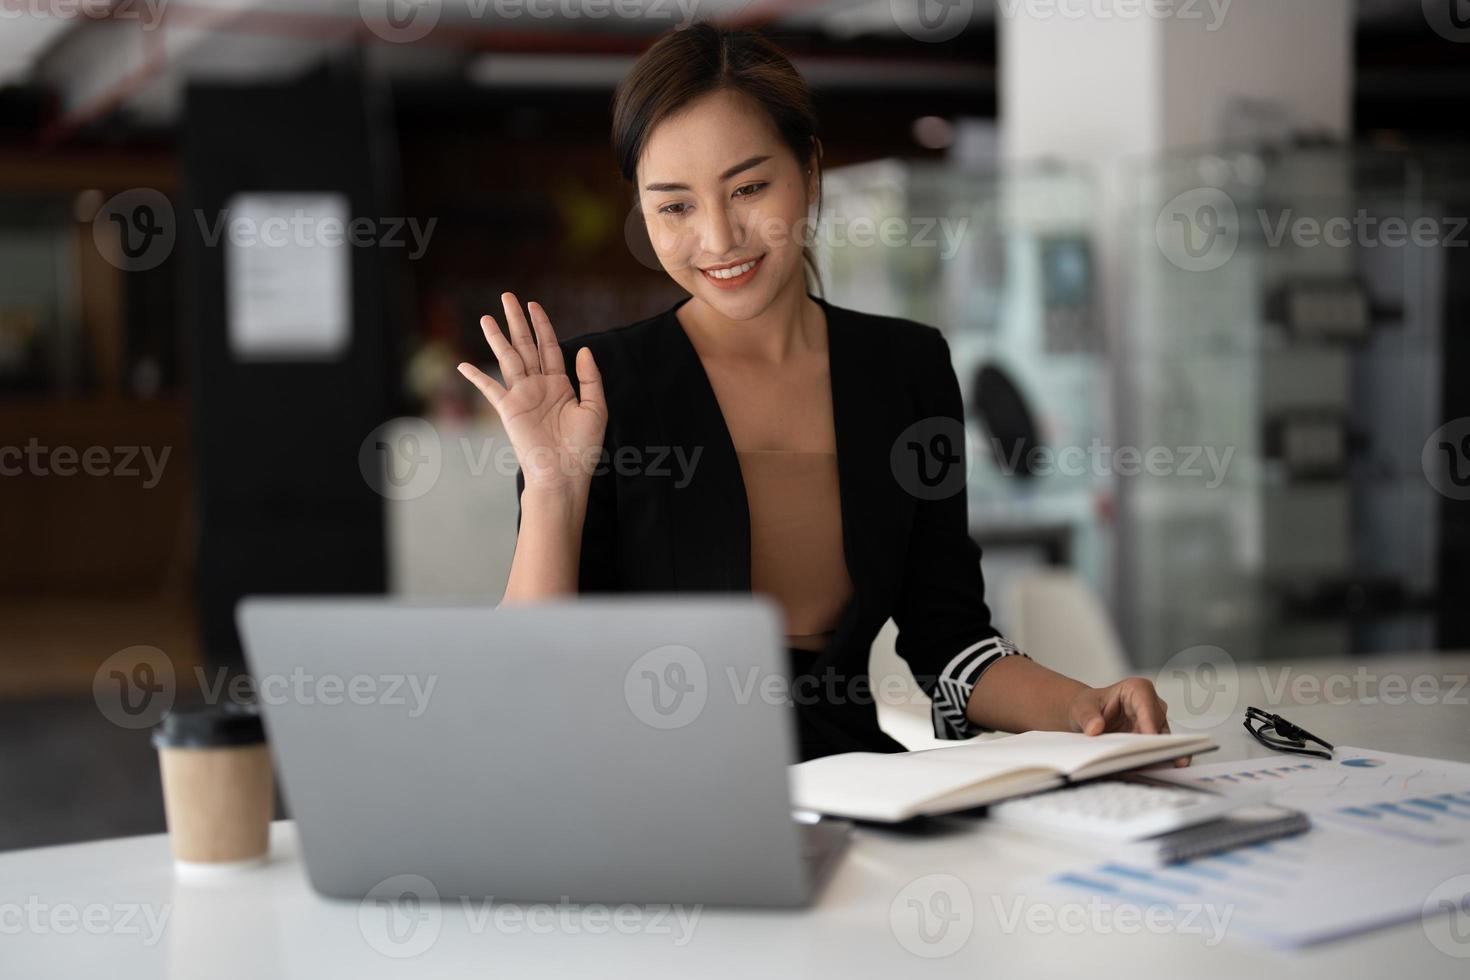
[{"left": 457, "top": 292, "right": 606, "bottom": 498}]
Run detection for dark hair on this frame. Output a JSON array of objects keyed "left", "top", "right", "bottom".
[{"left": 611, "top": 21, "right": 824, "bottom": 296}]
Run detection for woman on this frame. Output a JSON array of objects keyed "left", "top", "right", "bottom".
[{"left": 457, "top": 22, "right": 1182, "bottom": 764}]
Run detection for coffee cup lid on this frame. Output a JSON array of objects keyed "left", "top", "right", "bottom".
[{"left": 152, "top": 701, "right": 266, "bottom": 749}]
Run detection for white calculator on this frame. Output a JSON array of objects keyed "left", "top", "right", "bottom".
[{"left": 986, "top": 778, "right": 1267, "bottom": 842}]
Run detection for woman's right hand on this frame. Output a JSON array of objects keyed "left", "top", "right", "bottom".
[{"left": 457, "top": 292, "right": 607, "bottom": 499}]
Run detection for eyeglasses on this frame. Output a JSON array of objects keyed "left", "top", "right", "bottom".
[{"left": 1243, "top": 707, "right": 1334, "bottom": 760}]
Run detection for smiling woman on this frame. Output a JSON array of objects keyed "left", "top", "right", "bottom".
[
  {"left": 610, "top": 24, "right": 825, "bottom": 316},
  {"left": 456, "top": 20, "right": 1184, "bottom": 763}
]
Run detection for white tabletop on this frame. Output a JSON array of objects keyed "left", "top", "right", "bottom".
[{"left": 7, "top": 653, "right": 1470, "bottom": 979}]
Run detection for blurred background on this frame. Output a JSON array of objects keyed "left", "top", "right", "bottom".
[{"left": 3, "top": 0, "right": 1468, "bottom": 850}]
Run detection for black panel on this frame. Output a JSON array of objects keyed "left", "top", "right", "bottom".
[
  {"left": 180, "top": 63, "right": 402, "bottom": 670},
  {"left": 1440, "top": 228, "right": 1470, "bottom": 648}
]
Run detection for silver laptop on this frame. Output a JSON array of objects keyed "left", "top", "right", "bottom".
[{"left": 236, "top": 594, "right": 849, "bottom": 907}]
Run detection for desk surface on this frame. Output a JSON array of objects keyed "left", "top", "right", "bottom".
[{"left": 8, "top": 653, "right": 1470, "bottom": 979}]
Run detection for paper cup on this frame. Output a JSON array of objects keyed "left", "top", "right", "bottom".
[{"left": 153, "top": 702, "right": 273, "bottom": 873}]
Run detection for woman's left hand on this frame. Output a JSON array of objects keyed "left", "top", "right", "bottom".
[{"left": 1067, "top": 677, "right": 1190, "bottom": 767}]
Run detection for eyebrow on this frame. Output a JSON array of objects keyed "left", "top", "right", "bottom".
[{"left": 643, "top": 155, "right": 773, "bottom": 192}]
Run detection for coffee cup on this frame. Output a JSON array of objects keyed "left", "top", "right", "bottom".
[{"left": 153, "top": 701, "right": 274, "bottom": 876}]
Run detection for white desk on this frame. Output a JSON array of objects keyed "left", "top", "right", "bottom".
[{"left": 8, "top": 653, "right": 1470, "bottom": 979}]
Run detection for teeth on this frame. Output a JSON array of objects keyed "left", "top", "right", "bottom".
[{"left": 706, "top": 258, "right": 758, "bottom": 279}]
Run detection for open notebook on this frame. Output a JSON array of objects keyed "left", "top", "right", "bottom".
[{"left": 790, "top": 731, "right": 1216, "bottom": 822}]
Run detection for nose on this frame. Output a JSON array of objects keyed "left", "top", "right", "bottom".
[{"left": 698, "top": 201, "right": 741, "bottom": 261}]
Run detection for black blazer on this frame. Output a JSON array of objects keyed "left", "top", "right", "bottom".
[{"left": 515, "top": 292, "right": 1028, "bottom": 761}]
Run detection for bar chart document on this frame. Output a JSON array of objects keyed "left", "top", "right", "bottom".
[{"left": 1029, "top": 748, "right": 1470, "bottom": 947}]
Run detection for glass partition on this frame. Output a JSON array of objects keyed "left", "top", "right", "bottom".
[
  {"left": 818, "top": 160, "right": 1112, "bottom": 614},
  {"left": 1120, "top": 145, "right": 1446, "bottom": 666}
]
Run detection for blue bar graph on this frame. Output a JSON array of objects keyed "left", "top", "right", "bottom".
[{"left": 1323, "top": 786, "right": 1470, "bottom": 845}]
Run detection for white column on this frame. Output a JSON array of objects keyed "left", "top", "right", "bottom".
[
  {"left": 1002, "top": 0, "right": 1353, "bottom": 161},
  {"left": 997, "top": 0, "right": 1355, "bottom": 656}
]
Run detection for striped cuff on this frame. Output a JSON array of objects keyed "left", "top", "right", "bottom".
[{"left": 930, "top": 635, "right": 1030, "bottom": 740}]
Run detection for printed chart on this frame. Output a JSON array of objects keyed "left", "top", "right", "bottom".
[
  {"left": 1035, "top": 821, "right": 1468, "bottom": 948},
  {"left": 1031, "top": 748, "right": 1470, "bottom": 947}
]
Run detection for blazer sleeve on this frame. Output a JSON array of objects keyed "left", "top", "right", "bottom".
[
  {"left": 511, "top": 337, "right": 621, "bottom": 594},
  {"left": 890, "top": 327, "right": 1030, "bottom": 740}
]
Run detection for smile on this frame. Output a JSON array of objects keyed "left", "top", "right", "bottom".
[{"left": 700, "top": 255, "right": 765, "bottom": 288}]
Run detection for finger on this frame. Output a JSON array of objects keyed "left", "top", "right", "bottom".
[
  {"left": 527, "top": 301, "right": 566, "bottom": 376},
  {"left": 502, "top": 291, "right": 542, "bottom": 376},
  {"left": 1070, "top": 693, "right": 1106, "bottom": 736},
  {"left": 1156, "top": 705, "right": 1188, "bottom": 764},
  {"left": 574, "top": 347, "right": 606, "bottom": 418},
  {"left": 1125, "top": 685, "right": 1165, "bottom": 734},
  {"left": 480, "top": 313, "right": 526, "bottom": 384},
  {"left": 457, "top": 362, "right": 507, "bottom": 410}
]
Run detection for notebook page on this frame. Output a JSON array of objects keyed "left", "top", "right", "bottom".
[
  {"left": 909, "top": 731, "right": 1211, "bottom": 774},
  {"left": 790, "top": 751, "right": 1043, "bottom": 821}
]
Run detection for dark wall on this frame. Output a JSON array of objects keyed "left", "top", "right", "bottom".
[
  {"left": 181, "top": 63, "right": 404, "bottom": 670},
  {"left": 1439, "top": 234, "right": 1470, "bottom": 648}
]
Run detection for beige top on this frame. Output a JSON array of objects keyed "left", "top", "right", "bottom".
[
  {"left": 731, "top": 448, "right": 853, "bottom": 652},
  {"left": 682, "top": 307, "right": 852, "bottom": 652}
]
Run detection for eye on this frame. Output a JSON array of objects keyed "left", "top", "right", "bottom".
[{"left": 656, "top": 182, "right": 768, "bottom": 217}]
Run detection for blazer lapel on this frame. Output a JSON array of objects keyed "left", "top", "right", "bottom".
[
  {"left": 815, "top": 293, "right": 917, "bottom": 672},
  {"left": 656, "top": 298, "right": 752, "bottom": 594},
  {"left": 816, "top": 294, "right": 876, "bottom": 665}
]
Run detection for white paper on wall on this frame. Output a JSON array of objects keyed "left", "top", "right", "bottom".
[{"left": 225, "top": 192, "right": 352, "bottom": 360}]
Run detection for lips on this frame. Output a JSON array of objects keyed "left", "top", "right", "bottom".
[{"left": 700, "top": 254, "right": 765, "bottom": 289}]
